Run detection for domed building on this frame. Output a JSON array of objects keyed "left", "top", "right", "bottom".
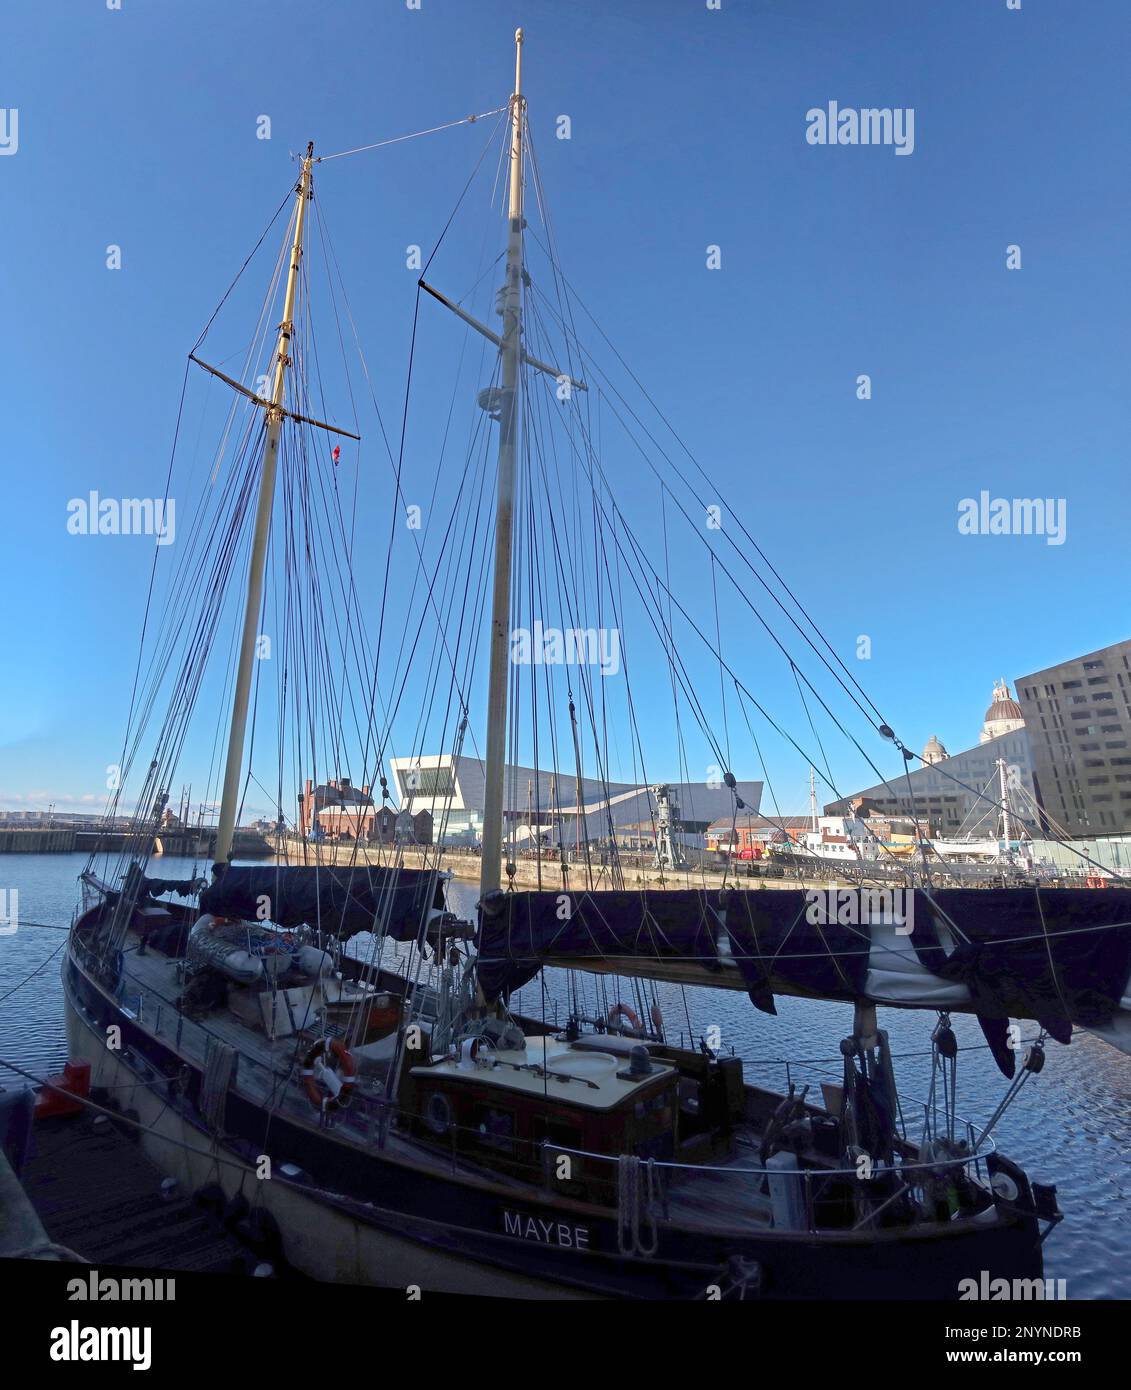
[
  {"left": 826, "top": 675, "right": 1037, "bottom": 837},
  {"left": 979, "top": 679, "right": 1026, "bottom": 744}
]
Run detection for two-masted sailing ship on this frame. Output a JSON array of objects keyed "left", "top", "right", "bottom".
[{"left": 63, "top": 31, "right": 1131, "bottom": 1299}]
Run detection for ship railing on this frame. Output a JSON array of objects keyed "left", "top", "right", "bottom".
[
  {"left": 90, "top": 958, "right": 350, "bottom": 1130},
  {"left": 538, "top": 1125, "right": 998, "bottom": 1238},
  {"left": 78, "top": 944, "right": 418, "bottom": 1140},
  {"left": 73, "top": 936, "right": 414, "bottom": 1140},
  {"left": 731, "top": 1055, "right": 997, "bottom": 1167},
  {"left": 91, "top": 953, "right": 1004, "bottom": 1189},
  {"left": 75, "top": 955, "right": 1002, "bottom": 1228}
]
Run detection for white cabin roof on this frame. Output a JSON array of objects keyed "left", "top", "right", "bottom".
[{"left": 411, "top": 1035, "right": 674, "bottom": 1112}]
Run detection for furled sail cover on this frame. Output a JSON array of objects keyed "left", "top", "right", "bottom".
[
  {"left": 725, "top": 887, "right": 1131, "bottom": 1074},
  {"left": 140, "top": 875, "right": 205, "bottom": 898},
  {"left": 199, "top": 865, "right": 445, "bottom": 941},
  {"left": 475, "top": 889, "right": 723, "bottom": 1001},
  {"left": 477, "top": 886, "right": 1131, "bottom": 1075},
  {"left": 905, "top": 887, "right": 1131, "bottom": 1041}
]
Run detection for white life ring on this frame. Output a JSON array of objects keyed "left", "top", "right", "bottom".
[{"left": 607, "top": 1001, "right": 642, "bottom": 1033}]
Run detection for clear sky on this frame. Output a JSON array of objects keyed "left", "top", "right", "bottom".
[{"left": 1, "top": 0, "right": 1128, "bottom": 820}]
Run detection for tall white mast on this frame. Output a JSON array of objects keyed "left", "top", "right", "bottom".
[
  {"left": 997, "top": 756, "right": 1013, "bottom": 859},
  {"left": 214, "top": 145, "right": 314, "bottom": 867},
  {"left": 809, "top": 766, "right": 818, "bottom": 832},
  {"left": 480, "top": 29, "right": 525, "bottom": 899}
]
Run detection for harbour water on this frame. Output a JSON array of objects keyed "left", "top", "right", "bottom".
[{"left": 2, "top": 851, "right": 1128, "bottom": 1298}]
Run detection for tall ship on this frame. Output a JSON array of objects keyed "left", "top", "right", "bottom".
[{"left": 63, "top": 31, "right": 1131, "bottom": 1299}]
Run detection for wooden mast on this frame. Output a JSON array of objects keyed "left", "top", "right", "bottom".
[
  {"left": 480, "top": 29, "right": 525, "bottom": 899},
  {"left": 214, "top": 143, "right": 314, "bottom": 868}
]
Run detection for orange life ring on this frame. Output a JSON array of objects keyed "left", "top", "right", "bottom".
[
  {"left": 302, "top": 1037, "right": 357, "bottom": 1113},
  {"left": 607, "top": 1002, "right": 642, "bottom": 1033}
]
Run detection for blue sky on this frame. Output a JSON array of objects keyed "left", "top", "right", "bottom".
[{"left": 1, "top": 0, "right": 1128, "bottom": 821}]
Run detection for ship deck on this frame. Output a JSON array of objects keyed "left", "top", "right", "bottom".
[{"left": 95, "top": 935, "right": 562, "bottom": 1196}]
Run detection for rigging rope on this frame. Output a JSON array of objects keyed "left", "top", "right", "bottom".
[{"left": 314, "top": 107, "right": 508, "bottom": 162}]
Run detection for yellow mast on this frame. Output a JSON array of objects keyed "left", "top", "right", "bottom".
[{"left": 214, "top": 144, "right": 314, "bottom": 867}]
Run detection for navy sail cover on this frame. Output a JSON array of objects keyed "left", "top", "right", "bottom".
[
  {"left": 476, "top": 887, "right": 1131, "bottom": 1062},
  {"left": 725, "top": 886, "right": 1131, "bottom": 1069},
  {"left": 475, "top": 889, "right": 724, "bottom": 1001},
  {"left": 199, "top": 864, "right": 445, "bottom": 941}
]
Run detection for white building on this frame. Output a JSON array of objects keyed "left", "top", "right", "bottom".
[
  {"left": 386, "top": 753, "right": 762, "bottom": 849},
  {"left": 827, "top": 679, "right": 1038, "bottom": 837}
]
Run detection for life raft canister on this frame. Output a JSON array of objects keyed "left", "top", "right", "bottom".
[
  {"left": 607, "top": 1001, "right": 642, "bottom": 1033},
  {"left": 301, "top": 1037, "right": 357, "bottom": 1113}
]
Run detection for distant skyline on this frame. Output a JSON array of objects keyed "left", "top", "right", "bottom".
[
  {"left": 2, "top": 1, "right": 1128, "bottom": 820},
  {"left": 0, "top": 650, "right": 1116, "bottom": 823}
]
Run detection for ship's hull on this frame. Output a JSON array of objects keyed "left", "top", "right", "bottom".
[{"left": 60, "top": 940, "right": 1048, "bottom": 1301}]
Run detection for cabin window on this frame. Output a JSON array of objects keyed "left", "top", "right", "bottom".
[{"left": 634, "top": 1089, "right": 673, "bottom": 1123}]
